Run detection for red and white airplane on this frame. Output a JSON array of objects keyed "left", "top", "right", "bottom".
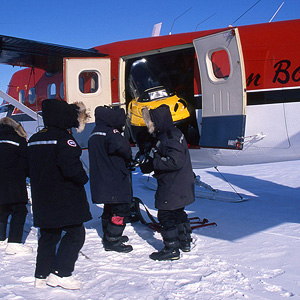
[{"left": 0, "top": 18, "right": 300, "bottom": 169}]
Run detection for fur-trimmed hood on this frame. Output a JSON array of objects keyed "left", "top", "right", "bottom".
[
  {"left": 0, "top": 117, "right": 27, "bottom": 139},
  {"left": 70, "top": 101, "right": 90, "bottom": 133},
  {"left": 142, "top": 104, "right": 173, "bottom": 135},
  {"left": 42, "top": 99, "right": 90, "bottom": 131}
]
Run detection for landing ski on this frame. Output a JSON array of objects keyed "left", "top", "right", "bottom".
[{"left": 195, "top": 186, "right": 248, "bottom": 202}]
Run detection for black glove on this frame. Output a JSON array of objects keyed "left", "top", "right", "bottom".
[
  {"left": 134, "top": 151, "right": 147, "bottom": 165},
  {"left": 140, "top": 157, "right": 154, "bottom": 174},
  {"left": 126, "top": 160, "right": 136, "bottom": 171},
  {"left": 134, "top": 150, "right": 154, "bottom": 174},
  {"left": 148, "top": 146, "right": 158, "bottom": 159}
]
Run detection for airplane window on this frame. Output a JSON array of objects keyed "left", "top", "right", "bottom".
[
  {"left": 28, "top": 88, "right": 36, "bottom": 104},
  {"left": 210, "top": 50, "right": 230, "bottom": 79},
  {"left": 60, "top": 82, "right": 64, "bottom": 100},
  {"left": 19, "top": 90, "right": 25, "bottom": 104},
  {"left": 79, "top": 71, "right": 99, "bottom": 94},
  {"left": 47, "top": 83, "right": 56, "bottom": 99}
]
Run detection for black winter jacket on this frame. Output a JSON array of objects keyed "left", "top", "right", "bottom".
[
  {"left": 88, "top": 106, "right": 132, "bottom": 204},
  {"left": 148, "top": 105, "right": 195, "bottom": 210},
  {"left": 28, "top": 99, "right": 92, "bottom": 228},
  {"left": 0, "top": 118, "right": 28, "bottom": 205}
]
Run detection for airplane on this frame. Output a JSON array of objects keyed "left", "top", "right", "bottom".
[{"left": 0, "top": 18, "right": 300, "bottom": 171}]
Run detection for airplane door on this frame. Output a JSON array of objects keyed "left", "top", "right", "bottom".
[
  {"left": 193, "top": 28, "right": 246, "bottom": 149},
  {"left": 63, "top": 57, "right": 111, "bottom": 148},
  {"left": 64, "top": 57, "right": 111, "bottom": 123}
]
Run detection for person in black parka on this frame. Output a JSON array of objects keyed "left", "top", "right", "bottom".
[
  {"left": 88, "top": 106, "right": 133, "bottom": 253},
  {"left": 141, "top": 104, "right": 195, "bottom": 261},
  {"left": 28, "top": 99, "right": 92, "bottom": 289},
  {"left": 0, "top": 117, "right": 32, "bottom": 255}
]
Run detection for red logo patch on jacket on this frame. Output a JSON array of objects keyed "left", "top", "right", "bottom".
[{"left": 67, "top": 140, "right": 77, "bottom": 147}]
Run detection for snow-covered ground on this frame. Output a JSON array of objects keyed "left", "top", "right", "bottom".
[{"left": 0, "top": 160, "right": 299, "bottom": 300}]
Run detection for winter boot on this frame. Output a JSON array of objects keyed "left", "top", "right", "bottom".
[
  {"left": 102, "top": 217, "right": 129, "bottom": 243},
  {"left": 103, "top": 222, "right": 133, "bottom": 253},
  {"left": 47, "top": 273, "right": 81, "bottom": 290},
  {"left": 0, "top": 238, "right": 7, "bottom": 247},
  {"left": 150, "top": 228, "right": 180, "bottom": 261},
  {"left": 177, "top": 222, "right": 192, "bottom": 252},
  {"left": 34, "top": 277, "right": 48, "bottom": 288}
]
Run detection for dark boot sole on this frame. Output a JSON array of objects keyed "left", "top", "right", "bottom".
[
  {"left": 180, "top": 248, "right": 191, "bottom": 252},
  {"left": 150, "top": 255, "right": 180, "bottom": 261},
  {"left": 104, "top": 247, "right": 133, "bottom": 253}
]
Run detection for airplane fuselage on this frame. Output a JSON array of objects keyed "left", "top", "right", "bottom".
[{"left": 1, "top": 19, "right": 300, "bottom": 168}]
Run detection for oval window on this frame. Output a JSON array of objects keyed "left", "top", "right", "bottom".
[
  {"left": 60, "top": 82, "right": 65, "bottom": 100},
  {"left": 28, "top": 88, "right": 36, "bottom": 104},
  {"left": 19, "top": 90, "right": 25, "bottom": 104},
  {"left": 47, "top": 83, "right": 56, "bottom": 99}
]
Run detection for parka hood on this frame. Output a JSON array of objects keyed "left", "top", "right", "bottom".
[
  {"left": 42, "top": 99, "right": 90, "bottom": 131},
  {"left": 95, "top": 106, "right": 126, "bottom": 130},
  {"left": 142, "top": 104, "right": 173, "bottom": 135},
  {"left": 0, "top": 117, "right": 27, "bottom": 138}
]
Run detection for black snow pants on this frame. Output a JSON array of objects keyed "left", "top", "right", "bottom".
[
  {"left": 0, "top": 203, "right": 27, "bottom": 243},
  {"left": 35, "top": 224, "right": 85, "bottom": 279},
  {"left": 102, "top": 203, "right": 132, "bottom": 221},
  {"left": 157, "top": 207, "right": 189, "bottom": 230},
  {"left": 101, "top": 203, "right": 132, "bottom": 242}
]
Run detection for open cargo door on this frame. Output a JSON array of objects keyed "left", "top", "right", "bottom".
[
  {"left": 64, "top": 57, "right": 111, "bottom": 148},
  {"left": 64, "top": 57, "right": 111, "bottom": 123},
  {"left": 193, "top": 28, "right": 246, "bottom": 149}
]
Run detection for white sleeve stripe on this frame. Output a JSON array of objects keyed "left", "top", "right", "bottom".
[
  {"left": 28, "top": 140, "right": 58, "bottom": 146},
  {"left": 179, "top": 134, "right": 184, "bottom": 144},
  {"left": 89, "top": 132, "right": 107, "bottom": 138},
  {"left": 0, "top": 140, "right": 20, "bottom": 146}
]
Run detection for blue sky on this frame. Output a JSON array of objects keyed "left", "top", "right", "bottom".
[{"left": 0, "top": 0, "right": 299, "bottom": 92}]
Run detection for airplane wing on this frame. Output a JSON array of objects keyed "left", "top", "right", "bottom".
[{"left": 0, "top": 35, "right": 107, "bottom": 73}]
